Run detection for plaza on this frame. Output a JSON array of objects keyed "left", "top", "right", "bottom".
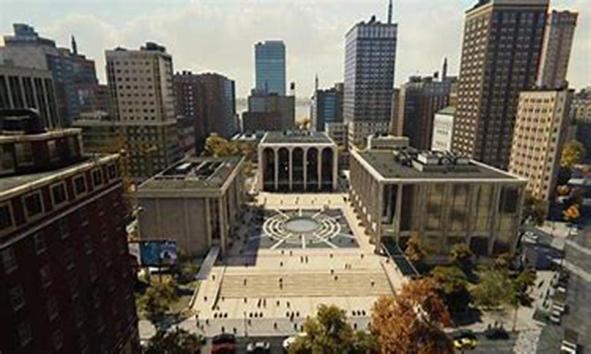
[{"left": 190, "top": 192, "right": 405, "bottom": 337}]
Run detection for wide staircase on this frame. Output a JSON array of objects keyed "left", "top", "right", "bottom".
[{"left": 219, "top": 270, "right": 392, "bottom": 298}]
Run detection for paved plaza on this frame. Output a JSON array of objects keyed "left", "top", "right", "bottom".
[{"left": 189, "top": 192, "right": 406, "bottom": 337}]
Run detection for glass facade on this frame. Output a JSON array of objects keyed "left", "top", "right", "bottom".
[{"left": 255, "top": 41, "right": 286, "bottom": 95}]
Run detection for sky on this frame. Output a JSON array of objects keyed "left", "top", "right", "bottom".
[{"left": 0, "top": 0, "right": 589, "bottom": 98}]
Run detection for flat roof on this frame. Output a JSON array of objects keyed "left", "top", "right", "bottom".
[
  {"left": 355, "top": 150, "right": 520, "bottom": 181},
  {"left": 0, "top": 155, "right": 118, "bottom": 200},
  {"left": 261, "top": 131, "right": 334, "bottom": 145},
  {"left": 138, "top": 156, "right": 242, "bottom": 191}
]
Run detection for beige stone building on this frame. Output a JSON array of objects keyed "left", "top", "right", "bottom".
[
  {"left": 349, "top": 148, "right": 526, "bottom": 261},
  {"left": 104, "top": 42, "right": 182, "bottom": 180},
  {"left": 537, "top": 10, "right": 578, "bottom": 89},
  {"left": 258, "top": 131, "right": 338, "bottom": 192},
  {"left": 136, "top": 156, "right": 245, "bottom": 256},
  {"left": 509, "top": 89, "right": 573, "bottom": 201}
]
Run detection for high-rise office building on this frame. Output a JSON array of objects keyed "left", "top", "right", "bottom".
[
  {"left": 509, "top": 89, "right": 573, "bottom": 201},
  {"left": 0, "top": 62, "right": 60, "bottom": 128},
  {"left": 344, "top": 14, "right": 397, "bottom": 148},
  {"left": 393, "top": 75, "right": 455, "bottom": 150},
  {"left": 0, "top": 24, "right": 99, "bottom": 126},
  {"left": 105, "top": 42, "right": 182, "bottom": 179},
  {"left": 0, "top": 110, "right": 139, "bottom": 354},
  {"left": 537, "top": 10, "right": 578, "bottom": 89},
  {"left": 311, "top": 83, "right": 344, "bottom": 132},
  {"left": 451, "top": 0, "right": 548, "bottom": 169},
  {"left": 255, "top": 41, "right": 286, "bottom": 95},
  {"left": 243, "top": 90, "right": 295, "bottom": 132},
  {"left": 173, "top": 71, "right": 238, "bottom": 154}
]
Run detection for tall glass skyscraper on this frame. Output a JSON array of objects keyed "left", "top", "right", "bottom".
[{"left": 255, "top": 40, "right": 286, "bottom": 95}]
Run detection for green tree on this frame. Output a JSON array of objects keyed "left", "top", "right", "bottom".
[
  {"left": 371, "top": 278, "right": 453, "bottom": 354},
  {"left": 138, "top": 280, "right": 179, "bottom": 321},
  {"left": 203, "top": 133, "right": 239, "bottom": 157},
  {"left": 522, "top": 192, "right": 548, "bottom": 225},
  {"left": 430, "top": 266, "right": 471, "bottom": 314},
  {"left": 145, "top": 327, "right": 203, "bottom": 354},
  {"left": 471, "top": 267, "right": 514, "bottom": 309},
  {"left": 450, "top": 243, "right": 474, "bottom": 271},
  {"left": 561, "top": 140, "right": 586, "bottom": 168},
  {"left": 289, "top": 304, "right": 375, "bottom": 354}
]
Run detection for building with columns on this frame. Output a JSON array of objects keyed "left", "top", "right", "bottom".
[
  {"left": 257, "top": 131, "right": 338, "bottom": 192},
  {"left": 349, "top": 148, "right": 526, "bottom": 261},
  {"left": 136, "top": 156, "right": 245, "bottom": 256}
]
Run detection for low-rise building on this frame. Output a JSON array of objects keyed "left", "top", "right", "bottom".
[
  {"left": 349, "top": 148, "right": 526, "bottom": 261},
  {"left": 136, "top": 156, "right": 245, "bottom": 256},
  {"left": 257, "top": 131, "right": 338, "bottom": 192},
  {"left": 0, "top": 110, "right": 138, "bottom": 353}
]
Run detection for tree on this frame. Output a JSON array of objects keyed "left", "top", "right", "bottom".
[
  {"left": 138, "top": 280, "right": 179, "bottom": 321},
  {"left": 471, "top": 267, "right": 514, "bottom": 309},
  {"left": 450, "top": 243, "right": 474, "bottom": 271},
  {"left": 522, "top": 192, "right": 548, "bottom": 225},
  {"left": 430, "top": 266, "right": 471, "bottom": 314},
  {"left": 404, "top": 233, "right": 425, "bottom": 266},
  {"left": 289, "top": 304, "right": 375, "bottom": 354},
  {"left": 561, "top": 140, "right": 586, "bottom": 168},
  {"left": 203, "top": 133, "right": 239, "bottom": 157},
  {"left": 145, "top": 327, "right": 203, "bottom": 354},
  {"left": 371, "top": 278, "right": 453, "bottom": 354}
]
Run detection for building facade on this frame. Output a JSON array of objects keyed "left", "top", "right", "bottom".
[
  {"left": 254, "top": 41, "right": 286, "bottom": 95},
  {"left": 349, "top": 148, "right": 526, "bottom": 261},
  {"left": 311, "top": 83, "right": 344, "bottom": 132},
  {"left": 0, "top": 111, "right": 138, "bottom": 354},
  {"left": 0, "top": 24, "right": 99, "bottom": 126},
  {"left": 0, "top": 62, "right": 60, "bottom": 128},
  {"left": 537, "top": 10, "right": 578, "bottom": 89},
  {"left": 258, "top": 131, "right": 338, "bottom": 192},
  {"left": 451, "top": 0, "right": 548, "bottom": 169},
  {"left": 431, "top": 106, "right": 456, "bottom": 152},
  {"left": 137, "top": 156, "right": 245, "bottom": 256},
  {"left": 344, "top": 16, "right": 397, "bottom": 148},
  {"left": 105, "top": 42, "right": 182, "bottom": 179},
  {"left": 394, "top": 76, "right": 454, "bottom": 150},
  {"left": 509, "top": 89, "right": 573, "bottom": 201},
  {"left": 173, "top": 71, "right": 237, "bottom": 154},
  {"left": 245, "top": 90, "right": 295, "bottom": 132}
]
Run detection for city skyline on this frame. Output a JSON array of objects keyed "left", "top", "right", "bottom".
[{"left": 1, "top": 0, "right": 588, "bottom": 98}]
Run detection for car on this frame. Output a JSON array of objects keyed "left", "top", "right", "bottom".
[
  {"left": 453, "top": 331, "right": 478, "bottom": 350},
  {"left": 212, "top": 333, "right": 237, "bottom": 354},
  {"left": 246, "top": 341, "right": 271, "bottom": 353},
  {"left": 550, "top": 312, "right": 562, "bottom": 325},
  {"left": 560, "top": 340, "right": 579, "bottom": 354},
  {"left": 283, "top": 333, "right": 306, "bottom": 350}
]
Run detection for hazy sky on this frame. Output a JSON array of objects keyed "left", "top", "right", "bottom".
[{"left": 1, "top": 0, "right": 589, "bottom": 97}]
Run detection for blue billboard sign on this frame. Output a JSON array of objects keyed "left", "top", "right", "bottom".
[{"left": 136, "top": 240, "right": 178, "bottom": 267}]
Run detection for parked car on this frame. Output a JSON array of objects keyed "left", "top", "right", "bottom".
[
  {"left": 212, "top": 333, "right": 237, "bottom": 354},
  {"left": 453, "top": 330, "right": 479, "bottom": 350},
  {"left": 247, "top": 341, "right": 271, "bottom": 353},
  {"left": 560, "top": 340, "right": 579, "bottom": 354}
]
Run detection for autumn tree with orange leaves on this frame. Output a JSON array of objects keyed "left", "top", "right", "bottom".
[{"left": 371, "top": 278, "right": 453, "bottom": 354}]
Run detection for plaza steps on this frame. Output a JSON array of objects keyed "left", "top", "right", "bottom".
[{"left": 218, "top": 271, "right": 392, "bottom": 298}]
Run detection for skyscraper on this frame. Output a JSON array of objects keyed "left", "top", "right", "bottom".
[
  {"left": 173, "top": 71, "right": 238, "bottom": 154},
  {"left": 344, "top": 13, "right": 397, "bottom": 148},
  {"left": 537, "top": 10, "right": 578, "bottom": 89},
  {"left": 255, "top": 41, "right": 286, "bottom": 95},
  {"left": 311, "top": 83, "right": 344, "bottom": 132},
  {"left": 451, "top": 0, "right": 548, "bottom": 169},
  {"left": 0, "top": 24, "right": 99, "bottom": 126},
  {"left": 105, "top": 42, "right": 182, "bottom": 179}
]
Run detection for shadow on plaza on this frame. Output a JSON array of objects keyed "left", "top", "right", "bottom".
[{"left": 451, "top": 308, "right": 484, "bottom": 327}]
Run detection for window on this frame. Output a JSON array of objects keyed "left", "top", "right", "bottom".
[
  {"left": 107, "top": 164, "right": 117, "bottom": 179},
  {"left": 47, "top": 297, "right": 59, "bottom": 321},
  {"left": 92, "top": 169, "right": 103, "bottom": 186},
  {"left": 74, "top": 302, "right": 85, "bottom": 327},
  {"left": 58, "top": 219, "right": 70, "bottom": 239},
  {"left": 1, "top": 144, "right": 14, "bottom": 174},
  {"left": 52, "top": 329, "right": 63, "bottom": 350},
  {"left": 51, "top": 183, "right": 67, "bottom": 206},
  {"left": 74, "top": 175, "right": 86, "bottom": 196},
  {"left": 47, "top": 140, "right": 59, "bottom": 161},
  {"left": 1, "top": 247, "right": 17, "bottom": 273},
  {"left": 0, "top": 203, "right": 13, "bottom": 231},
  {"left": 9, "top": 285, "right": 25, "bottom": 311},
  {"left": 39, "top": 264, "right": 52, "bottom": 288},
  {"left": 64, "top": 248, "right": 75, "bottom": 270},
  {"left": 33, "top": 233, "right": 46, "bottom": 254},
  {"left": 14, "top": 143, "right": 33, "bottom": 166},
  {"left": 23, "top": 192, "right": 43, "bottom": 219},
  {"left": 78, "top": 207, "right": 88, "bottom": 227},
  {"left": 17, "top": 322, "right": 32, "bottom": 347}
]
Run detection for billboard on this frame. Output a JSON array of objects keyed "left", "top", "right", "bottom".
[{"left": 130, "top": 240, "right": 178, "bottom": 267}]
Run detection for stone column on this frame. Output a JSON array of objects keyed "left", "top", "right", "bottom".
[
  {"left": 288, "top": 147, "right": 293, "bottom": 191},
  {"left": 332, "top": 146, "right": 338, "bottom": 191},
  {"left": 218, "top": 196, "right": 226, "bottom": 255},
  {"left": 205, "top": 198, "right": 212, "bottom": 247},
  {"left": 303, "top": 147, "right": 308, "bottom": 192},
  {"left": 273, "top": 148, "right": 279, "bottom": 191},
  {"left": 317, "top": 147, "right": 322, "bottom": 191}
]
